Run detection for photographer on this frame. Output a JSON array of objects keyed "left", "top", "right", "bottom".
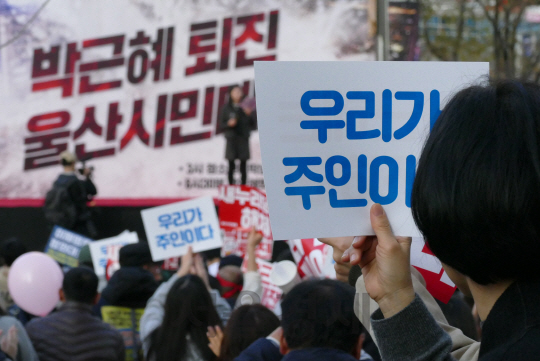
[{"left": 43, "top": 151, "right": 97, "bottom": 238}]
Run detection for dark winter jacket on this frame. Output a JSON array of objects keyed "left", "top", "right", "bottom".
[
  {"left": 54, "top": 173, "right": 97, "bottom": 220},
  {"left": 234, "top": 338, "right": 373, "bottom": 361},
  {"left": 26, "top": 301, "right": 124, "bottom": 361},
  {"left": 220, "top": 103, "right": 255, "bottom": 139},
  {"left": 98, "top": 267, "right": 158, "bottom": 361},
  {"left": 100, "top": 267, "right": 159, "bottom": 309},
  {"left": 234, "top": 338, "right": 282, "bottom": 361}
]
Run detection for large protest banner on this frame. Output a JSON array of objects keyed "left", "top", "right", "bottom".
[
  {"left": 255, "top": 61, "right": 489, "bottom": 239},
  {"left": 0, "top": 0, "right": 388, "bottom": 206},
  {"left": 218, "top": 185, "right": 273, "bottom": 260}
]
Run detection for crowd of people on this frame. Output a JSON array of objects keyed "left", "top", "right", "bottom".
[{"left": 0, "top": 79, "right": 539, "bottom": 361}]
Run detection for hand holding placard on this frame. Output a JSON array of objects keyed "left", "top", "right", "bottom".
[
  {"left": 342, "top": 204, "right": 414, "bottom": 317},
  {"left": 177, "top": 246, "right": 194, "bottom": 277}
]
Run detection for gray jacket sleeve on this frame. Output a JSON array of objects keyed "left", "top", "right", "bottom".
[
  {"left": 371, "top": 295, "right": 455, "bottom": 361},
  {"left": 140, "top": 275, "right": 178, "bottom": 357},
  {"left": 356, "top": 267, "right": 480, "bottom": 361},
  {"left": 0, "top": 316, "right": 39, "bottom": 361}
]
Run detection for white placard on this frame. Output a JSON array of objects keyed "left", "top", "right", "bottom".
[
  {"left": 255, "top": 61, "right": 489, "bottom": 239},
  {"left": 141, "top": 196, "right": 223, "bottom": 261},
  {"left": 89, "top": 230, "right": 139, "bottom": 277}
]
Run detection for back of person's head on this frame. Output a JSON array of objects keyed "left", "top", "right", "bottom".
[
  {"left": 62, "top": 267, "right": 98, "bottom": 304},
  {"left": 219, "top": 255, "right": 243, "bottom": 269},
  {"left": 77, "top": 244, "right": 93, "bottom": 269},
  {"left": 149, "top": 275, "right": 221, "bottom": 361},
  {"left": 227, "top": 84, "right": 241, "bottom": 105},
  {"left": 0, "top": 237, "right": 27, "bottom": 267},
  {"left": 281, "top": 279, "right": 362, "bottom": 353},
  {"left": 119, "top": 243, "right": 153, "bottom": 268},
  {"left": 202, "top": 248, "right": 221, "bottom": 261},
  {"left": 218, "top": 305, "right": 280, "bottom": 361},
  {"left": 217, "top": 265, "right": 243, "bottom": 299},
  {"left": 412, "top": 80, "right": 540, "bottom": 285},
  {"left": 60, "top": 151, "right": 77, "bottom": 167},
  {"left": 274, "top": 249, "right": 295, "bottom": 263}
]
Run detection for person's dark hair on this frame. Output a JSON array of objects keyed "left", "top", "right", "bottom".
[
  {"left": 149, "top": 275, "right": 222, "bottom": 361},
  {"left": 219, "top": 255, "right": 243, "bottom": 269},
  {"left": 218, "top": 305, "right": 280, "bottom": 361},
  {"left": 281, "top": 279, "right": 362, "bottom": 352},
  {"left": 119, "top": 242, "right": 153, "bottom": 268},
  {"left": 271, "top": 241, "right": 291, "bottom": 262},
  {"left": 208, "top": 275, "right": 222, "bottom": 293},
  {"left": 412, "top": 80, "right": 540, "bottom": 285},
  {"left": 202, "top": 248, "right": 221, "bottom": 261},
  {"left": 0, "top": 237, "right": 27, "bottom": 266},
  {"left": 227, "top": 85, "right": 242, "bottom": 106},
  {"left": 60, "top": 158, "right": 73, "bottom": 166},
  {"left": 63, "top": 267, "right": 98, "bottom": 304},
  {"left": 273, "top": 249, "right": 295, "bottom": 263}
]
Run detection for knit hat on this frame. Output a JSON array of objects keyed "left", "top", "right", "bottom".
[
  {"left": 219, "top": 255, "right": 243, "bottom": 269},
  {"left": 78, "top": 244, "right": 93, "bottom": 267},
  {"left": 119, "top": 243, "right": 153, "bottom": 268},
  {"left": 60, "top": 151, "right": 77, "bottom": 164}
]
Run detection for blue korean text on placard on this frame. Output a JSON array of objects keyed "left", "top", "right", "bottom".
[
  {"left": 155, "top": 207, "right": 214, "bottom": 250},
  {"left": 284, "top": 89, "right": 442, "bottom": 210}
]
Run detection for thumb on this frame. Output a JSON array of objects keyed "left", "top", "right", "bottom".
[{"left": 370, "top": 204, "right": 396, "bottom": 246}]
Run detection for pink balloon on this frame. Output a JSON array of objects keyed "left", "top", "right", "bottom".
[{"left": 8, "top": 252, "right": 63, "bottom": 316}]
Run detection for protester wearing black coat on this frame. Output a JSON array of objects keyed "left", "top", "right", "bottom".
[
  {"left": 99, "top": 266, "right": 158, "bottom": 309},
  {"left": 234, "top": 338, "right": 373, "bottom": 361},
  {"left": 220, "top": 85, "right": 256, "bottom": 185},
  {"left": 26, "top": 301, "right": 124, "bottom": 361}
]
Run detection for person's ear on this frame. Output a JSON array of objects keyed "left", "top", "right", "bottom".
[
  {"left": 59, "top": 289, "right": 66, "bottom": 302},
  {"left": 92, "top": 293, "right": 100, "bottom": 305},
  {"left": 352, "top": 333, "right": 365, "bottom": 359},
  {"left": 279, "top": 332, "right": 290, "bottom": 355}
]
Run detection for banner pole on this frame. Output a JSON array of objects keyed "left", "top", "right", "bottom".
[{"left": 376, "top": 0, "right": 390, "bottom": 61}]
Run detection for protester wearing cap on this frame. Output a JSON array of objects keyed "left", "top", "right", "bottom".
[
  {"left": 217, "top": 266, "right": 243, "bottom": 308},
  {"left": 97, "top": 242, "right": 160, "bottom": 360},
  {"left": 44, "top": 151, "right": 97, "bottom": 237},
  {"left": 26, "top": 267, "right": 124, "bottom": 361},
  {"left": 99, "top": 243, "right": 160, "bottom": 311}
]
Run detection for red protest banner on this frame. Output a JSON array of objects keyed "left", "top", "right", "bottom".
[
  {"left": 410, "top": 238, "right": 457, "bottom": 303},
  {"left": 104, "top": 244, "right": 124, "bottom": 281},
  {"left": 241, "top": 258, "right": 282, "bottom": 310},
  {"left": 162, "top": 257, "right": 180, "bottom": 271},
  {"left": 218, "top": 185, "right": 273, "bottom": 260},
  {"left": 288, "top": 239, "right": 336, "bottom": 279}
]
